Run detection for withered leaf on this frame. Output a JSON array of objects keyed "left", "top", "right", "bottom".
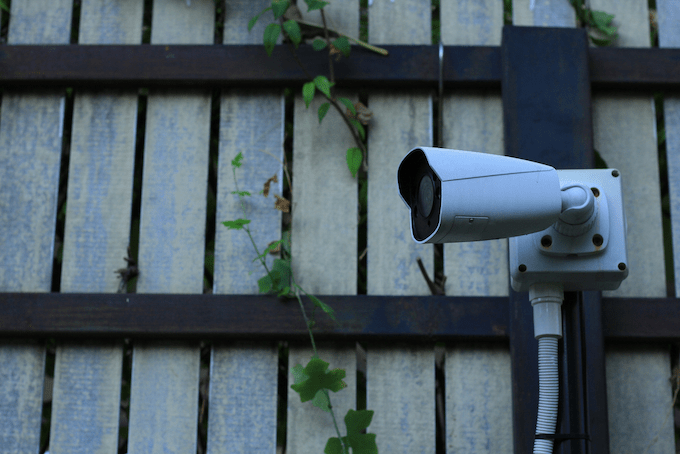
[
  {"left": 275, "top": 195, "right": 291, "bottom": 213},
  {"left": 347, "top": 102, "right": 373, "bottom": 125},
  {"left": 263, "top": 174, "right": 278, "bottom": 197}
]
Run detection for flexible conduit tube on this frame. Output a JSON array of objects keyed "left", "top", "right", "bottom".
[
  {"left": 530, "top": 283, "right": 564, "bottom": 454},
  {"left": 534, "top": 337, "right": 559, "bottom": 454}
]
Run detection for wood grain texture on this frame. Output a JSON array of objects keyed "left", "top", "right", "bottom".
[
  {"left": 365, "top": 2, "right": 435, "bottom": 453},
  {"left": 512, "top": 0, "right": 575, "bottom": 27},
  {"left": 208, "top": 2, "right": 281, "bottom": 453},
  {"left": 0, "top": 0, "right": 72, "bottom": 451},
  {"left": 589, "top": 1, "right": 674, "bottom": 452},
  {"left": 445, "top": 344, "right": 513, "bottom": 453},
  {"left": 440, "top": 1, "right": 512, "bottom": 452},
  {"left": 287, "top": 2, "right": 358, "bottom": 452},
  {"left": 49, "top": 1, "right": 142, "bottom": 452},
  {"left": 126, "top": 1, "right": 213, "bottom": 453}
]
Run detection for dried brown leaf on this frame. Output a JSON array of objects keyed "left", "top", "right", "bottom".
[
  {"left": 263, "top": 174, "right": 278, "bottom": 197},
  {"left": 347, "top": 101, "right": 373, "bottom": 125},
  {"left": 275, "top": 195, "right": 291, "bottom": 213}
]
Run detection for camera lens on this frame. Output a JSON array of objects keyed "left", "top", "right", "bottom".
[{"left": 418, "top": 174, "right": 435, "bottom": 217}]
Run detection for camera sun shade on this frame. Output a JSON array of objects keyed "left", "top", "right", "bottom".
[{"left": 397, "top": 147, "right": 563, "bottom": 243}]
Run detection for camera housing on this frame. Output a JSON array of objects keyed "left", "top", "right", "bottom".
[
  {"left": 397, "top": 147, "right": 562, "bottom": 243},
  {"left": 397, "top": 147, "right": 629, "bottom": 292}
]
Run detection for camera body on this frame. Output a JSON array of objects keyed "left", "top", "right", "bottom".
[{"left": 397, "top": 147, "right": 629, "bottom": 292}]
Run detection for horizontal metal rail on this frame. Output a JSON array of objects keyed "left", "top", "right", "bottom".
[
  {"left": 0, "top": 44, "right": 678, "bottom": 90},
  {"left": 0, "top": 293, "right": 677, "bottom": 341}
]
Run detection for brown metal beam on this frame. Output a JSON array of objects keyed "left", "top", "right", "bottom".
[
  {"left": 0, "top": 293, "right": 677, "bottom": 341},
  {"left": 0, "top": 44, "right": 678, "bottom": 90}
]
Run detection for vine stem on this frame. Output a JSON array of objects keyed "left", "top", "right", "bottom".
[
  {"left": 281, "top": 9, "right": 367, "bottom": 159},
  {"left": 294, "top": 283, "right": 349, "bottom": 454},
  {"left": 232, "top": 166, "right": 272, "bottom": 276}
]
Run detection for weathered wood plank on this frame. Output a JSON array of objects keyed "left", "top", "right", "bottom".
[
  {"left": 513, "top": 0, "right": 575, "bottom": 27},
  {"left": 126, "top": 1, "right": 213, "bottom": 453},
  {"left": 589, "top": 0, "right": 674, "bottom": 452},
  {"left": 440, "top": 1, "right": 511, "bottom": 452},
  {"left": 658, "top": 0, "right": 680, "bottom": 294},
  {"left": 287, "top": 1, "right": 358, "bottom": 452},
  {"left": 49, "top": 3, "right": 141, "bottom": 451},
  {"left": 208, "top": 1, "right": 281, "bottom": 452},
  {"left": 0, "top": 0, "right": 72, "bottom": 452},
  {"left": 365, "top": 1, "right": 436, "bottom": 453}
]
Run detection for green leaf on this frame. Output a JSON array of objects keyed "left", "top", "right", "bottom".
[
  {"left": 302, "top": 81, "right": 315, "bottom": 108},
  {"left": 290, "top": 357, "right": 347, "bottom": 402},
  {"left": 258, "top": 273, "right": 273, "bottom": 293},
  {"left": 590, "top": 10, "right": 614, "bottom": 28},
  {"left": 272, "top": 0, "right": 290, "bottom": 19},
  {"left": 313, "top": 75, "right": 333, "bottom": 98},
  {"left": 263, "top": 23, "right": 281, "bottom": 57},
  {"left": 283, "top": 19, "right": 302, "bottom": 47},
  {"left": 230, "top": 190, "right": 251, "bottom": 197},
  {"left": 231, "top": 152, "right": 244, "bottom": 168},
  {"left": 312, "top": 38, "right": 328, "bottom": 51},
  {"left": 304, "top": 0, "right": 330, "bottom": 12},
  {"left": 325, "top": 410, "right": 378, "bottom": 454},
  {"left": 346, "top": 147, "right": 362, "bottom": 178},
  {"left": 248, "top": 6, "right": 272, "bottom": 31},
  {"left": 318, "top": 102, "right": 331, "bottom": 123},
  {"left": 337, "top": 97, "right": 356, "bottom": 116},
  {"left": 349, "top": 118, "right": 366, "bottom": 140},
  {"left": 332, "top": 36, "right": 351, "bottom": 57},
  {"left": 222, "top": 219, "right": 251, "bottom": 230},
  {"left": 309, "top": 294, "right": 336, "bottom": 320}
]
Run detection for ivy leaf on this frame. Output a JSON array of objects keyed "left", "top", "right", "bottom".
[
  {"left": 303, "top": 81, "right": 315, "bottom": 108},
  {"left": 309, "top": 294, "right": 335, "bottom": 320},
  {"left": 337, "top": 97, "right": 356, "bottom": 116},
  {"left": 313, "top": 75, "right": 333, "bottom": 98},
  {"left": 248, "top": 6, "right": 272, "bottom": 32},
  {"left": 332, "top": 36, "right": 351, "bottom": 58},
  {"left": 290, "top": 357, "right": 347, "bottom": 402},
  {"left": 318, "top": 102, "right": 331, "bottom": 123},
  {"left": 272, "top": 0, "right": 290, "bottom": 19},
  {"left": 231, "top": 152, "right": 244, "bottom": 168},
  {"left": 304, "top": 0, "right": 330, "bottom": 12},
  {"left": 346, "top": 147, "right": 362, "bottom": 178},
  {"left": 222, "top": 219, "right": 251, "bottom": 230},
  {"left": 312, "top": 38, "right": 328, "bottom": 51},
  {"left": 263, "top": 23, "right": 281, "bottom": 56},
  {"left": 349, "top": 118, "right": 366, "bottom": 140},
  {"left": 258, "top": 273, "right": 273, "bottom": 293},
  {"left": 325, "top": 410, "right": 378, "bottom": 454},
  {"left": 283, "top": 19, "right": 302, "bottom": 47}
]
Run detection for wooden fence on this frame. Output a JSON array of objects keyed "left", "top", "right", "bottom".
[{"left": 0, "top": 0, "right": 678, "bottom": 453}]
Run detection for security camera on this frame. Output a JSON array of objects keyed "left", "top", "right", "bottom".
[
  {"left": 397, "top": 147, "right": 562, "bottom": 243},
  {"left": 397, "top": 146, "right": 628, "bottom": 291}
]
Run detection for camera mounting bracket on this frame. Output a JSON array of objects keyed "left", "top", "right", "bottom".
[{"left": 510, "top": 169, "right": 628, "bottom": 292}]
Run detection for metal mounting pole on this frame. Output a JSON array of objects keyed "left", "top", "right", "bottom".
[{"left": 502, "top": 25, "right": 610, "bottom": 454}]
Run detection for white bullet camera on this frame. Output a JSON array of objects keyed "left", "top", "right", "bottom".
[{"left": 397, "top": 147, "right": 629, "bottom": 291}]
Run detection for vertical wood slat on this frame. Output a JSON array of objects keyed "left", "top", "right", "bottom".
[
  {"left": 588, "top": 1, "right": 674, "bottom": 453},
  {"left": 208, "top": 1, "right": 282, "bottom": 453},
  {"left": 287, "top": 2, "right": 358, "bottom": 453},
  {"left": 126, "top": 1, "right": 213, "bottom": 453},
  {"left": 366, "top": 1, "right": 436, "bottom": 454},
  {"left": 48, "top": 1, "right": 142, "bottom": 452},
  {"left": 0, "top": 0, "right": 72, "bottom": 452},
  {"left": 658, "top": 0, "right": 680, "bottom": 296},
  {"left": 440, "top": 1, "right": 512, "bottom": 453}
]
